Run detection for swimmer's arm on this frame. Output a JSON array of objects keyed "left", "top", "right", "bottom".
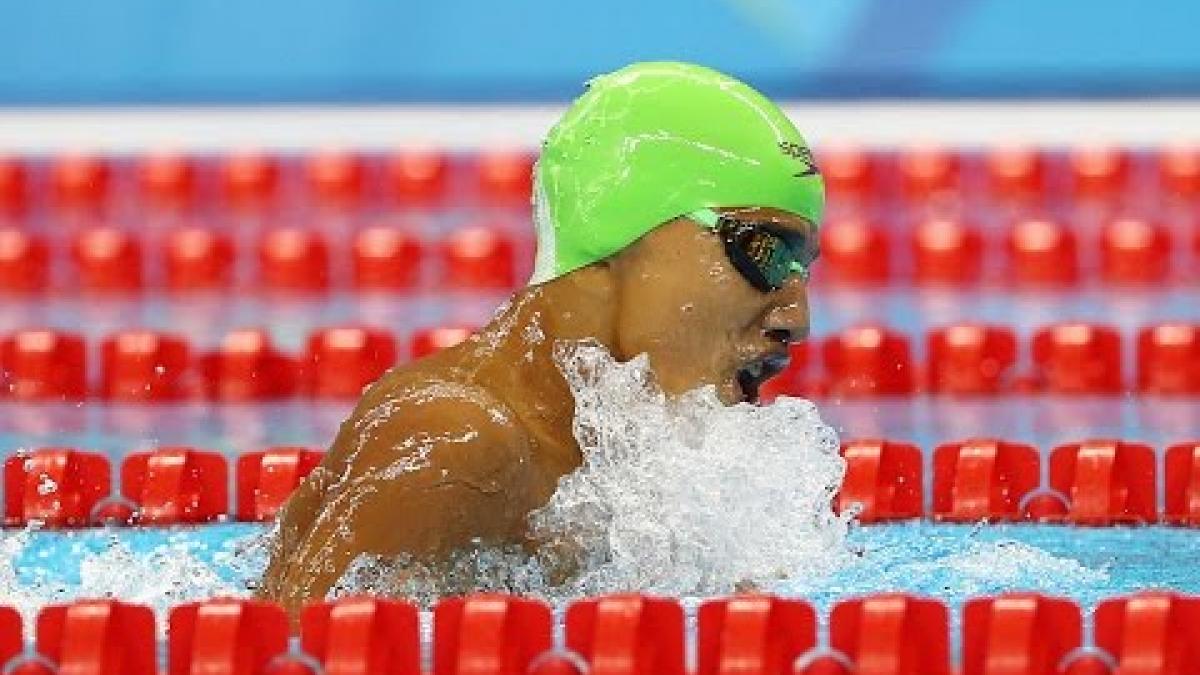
[{"left": 259, "top": 398, "right": 539, "bottom": 616}]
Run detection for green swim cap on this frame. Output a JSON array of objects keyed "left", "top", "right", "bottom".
[{"left": 530, "top": 61, "right": 824, "bottom": 284}]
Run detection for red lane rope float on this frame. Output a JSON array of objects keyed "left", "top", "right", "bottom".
[
  {"left": 3, "top": 448, "right": 110, "bottom": 528},
  {"left": 164, "top": 227, "right": 236, "bottom": 292},
  {"left": 7, "top": 322, "right": 1195, "bottom": 401},
  {"left": 304, "top": 150, "right": 367, "bottom": 211},
  {"left": 1006, "top": 217, "right": 1080, "bottom": 287},
  {"left": 898, "top": 145, "right": 962, "bottom": 207},
  {"left": 121, "top": 447, "right": 229, "bottom": 525},
  {"left": 220, "top": 151, "right": 280, "bottom": 211},
  {"left": 442, "top": 225, "right": 517, "bottom": 290},
  {"left": 835, "top": 440, "right": 923, "bottom": 523},
  {"left": 1068, "top": 145, "right": 1132, "bottom": 203},
  {"left": 814, "top": 216, "right": 890, "bottom": 285},
  {"left": 51, "top": 153, "right": 111, "bottom": 215},
  {"left": 99, "top": 330, "right": 193, "bottom": 402},
  {"left": 71, "top": 227, "right": 144, "bottom": 293},
  {"left": 1031, "top": 324, "right": 1124, "bottom": 395},
  {"left": 1158, "top": 144, "right": 1200, "bottom": 200},
  {"left": 258, "top": 228, "right": 331, "bottom": 293},
  {"left": 385, "top": 149, "right": 450, "bottom": 207},
  {"left": 304, "top": 325, "right": 397, "bottom": 399},
  {"left": 0, "top": 330, "right": 87, "bottom": 401},
  {"left": 0, "top": 593, "right": 1196, "bottom": 673},
  {"left": 1048, "top": 440, "right": 1157, "bottom": 525},
  {"left": 817, "top": 145, "right": 880, "bottom": 210},
  {"left": 475, "top": 149, "right": 535, "bottom": 208},
  {"left": 1137, "top": 324, "right": 1200, "bottom": 396},
  {"left": 136, "top": 152, "right": 196, "bottom": 213},
  {"left": 4, "top": 436, "right": 1200, "bottom": 529},
  {"left": 911, "top": 216, "right": 984, "bottom": 286},
  {"left": 2, "top": 220, "right": 1199, "bottom": 290},
  {"left": 16, "top": 321, "right": 1188, "bottom": 400},
  {"left": 1164, "top": 442, "right": 1200, "bottom": 526},
  {"left": 301, "top": 597, "right": 421, "bottom": 675},
  {"left": 821, "top": 326, "right": 917, "bottom": 397},
  {"left": 0, "top": 228, "right": 48, "bottom": 292},
  {"left": 236, "top": 447, "right": 324, "bottom": 522},
  {"left": 4, "top": 146, "right": 1200, "bottom": 286},
  {"left": 1100, "top": 216, "right": 1172, "bottom": 285},
  {"left": 926, "top": 325, "right": 1018, "bottom": 395},
  {"left": 931, "top": 439, "right": 1039, "bottom": 522},
  {"left": 0, "top": 607, "right": 19, "bottom": 668},
  {"left": 37, "top": 600, "right": 157, "bottom": 675},
  {"left": 168, "top": 598, "right": 290, "bottom": 675},
  {"left": 961, "top": 593, "right": 1082, "bottom": 675},
  {"left": 410, "top": 326, "right": 475, "bottom": 361},
  {"left": 0, "top": 156, "right": 28, "bottom": 218},
  {"left": 1094, "top": 592, "right": 1200, "bottom": 674},
  {"left": 984, "top": 146, "right": 1046, "bottom": 204},
  {"left": 566, "top": 594, "right": 686, "bottom": 675},
  {"left": 696, "top": 595, "right": 816, "bottom": 675},
  {"left": 353, "top": 225, "right": 424, "bottom": 290},
  {"left": 200, "top": 328, "right": 299, "bottom": 402},
  {"left": 434, "top": 594, "right": 552, "bottom": 675},
  {"left": 828, "top": 594, "right": 952, "bottom": 675}
]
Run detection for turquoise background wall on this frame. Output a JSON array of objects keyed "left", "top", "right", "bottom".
[{"left": 1, "top": 0, "right": 1196, "bottom": 103}]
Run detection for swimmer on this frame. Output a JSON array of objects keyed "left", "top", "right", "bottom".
[{"left": 259, "top": 61, "right": 824, "bottom": 615}]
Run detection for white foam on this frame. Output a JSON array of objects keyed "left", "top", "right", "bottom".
[
  {"left": 334, "top": 339, "right": 852, "bottom": 602},
  {"left": 935, "top": 540, "right": 1110, "bottom": 586},
  {"left": 529, "top": 340, "right": 852, "bottom": 598},
  {"left": 0, "top": 526, "right": 260, "bottom": 636}
]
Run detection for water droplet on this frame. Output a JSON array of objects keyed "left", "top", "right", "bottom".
[{"left": 35, "top": 474, "right": 57, "bottom": 496}]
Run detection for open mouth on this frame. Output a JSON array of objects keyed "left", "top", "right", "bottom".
[{"left": 735, "top": 352, "right": 790, "bottom": 403}]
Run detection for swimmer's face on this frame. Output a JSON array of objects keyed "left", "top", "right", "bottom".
[{"left": 609, "top": 206, "right": 816, "bottom": 404}]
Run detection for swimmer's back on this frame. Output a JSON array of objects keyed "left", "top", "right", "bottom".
[{"left": 259, "top": 357, "right": 553, "bottom": 615}]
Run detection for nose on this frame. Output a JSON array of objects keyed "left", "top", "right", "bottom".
[{"left": 762, "top": 277, "right": 810, "bottom": 343}]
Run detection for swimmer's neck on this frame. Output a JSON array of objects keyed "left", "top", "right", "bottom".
[{"left": 456, "top": 266, "right": 621, "bottom": 469}]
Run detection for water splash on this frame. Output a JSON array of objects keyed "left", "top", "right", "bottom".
[
  {"left": 0, "top": 524, "right": 263, "bottom": 636},
  {"left": 334, "top": 339, "right": 852, "bottom": 603},
  {"left": 931, "top": 540, "right": 1110, "bottom": 587},
  {"left": 530, "top": 340, "right": 852, "bottom": 597}
]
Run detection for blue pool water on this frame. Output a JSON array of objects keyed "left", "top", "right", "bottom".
[{"left": 4, "top": 521, "right": 1195, "bottom": 624}]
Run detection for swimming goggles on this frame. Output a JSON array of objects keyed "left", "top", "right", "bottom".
[{"left": 690, "top": 208, "right": 818, "bottom": 292}]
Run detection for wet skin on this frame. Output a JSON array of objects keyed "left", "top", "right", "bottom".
[{"left": 259, "top": 207, "right": 816, "bottom": 617}]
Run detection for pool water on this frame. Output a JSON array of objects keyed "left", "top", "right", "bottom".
[{"left": 4, "top": 521, "right": 1195, "bottom": 626}]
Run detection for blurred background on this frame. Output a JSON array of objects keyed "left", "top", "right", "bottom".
[
  {"left": 2, "top": 0, "right": 1199, "bottom": 150},
  {"left": 3, "top": 0, "right": 1199, "bottom": 102}
]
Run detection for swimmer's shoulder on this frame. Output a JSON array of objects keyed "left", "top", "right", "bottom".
[
  {"left": 328, "top": 368, "right": 534, "bottom": 483},
  {"left": 266, "top": 371, "right": 540, "bottom": 597}
]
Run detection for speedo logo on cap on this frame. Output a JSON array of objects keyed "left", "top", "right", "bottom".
[{"left": 778, "top": 141, "right": 819, "bottom": 177}]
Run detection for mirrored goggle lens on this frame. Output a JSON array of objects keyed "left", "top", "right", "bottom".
[{"left": 729, "top": 225, "right": 812, "bottom": 289}]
